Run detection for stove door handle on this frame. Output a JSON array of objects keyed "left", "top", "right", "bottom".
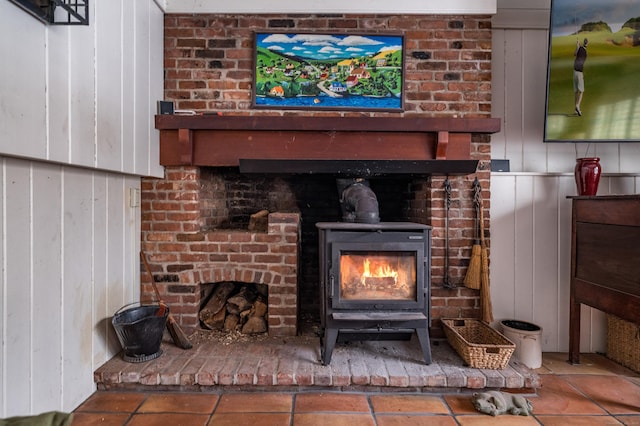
[{"left": 329, "top": 274, "right": 335, "bottom": 297}]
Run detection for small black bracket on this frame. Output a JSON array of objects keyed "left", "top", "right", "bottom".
[{"left": 9, "top": 0, "right": 89, "bottom": 25}]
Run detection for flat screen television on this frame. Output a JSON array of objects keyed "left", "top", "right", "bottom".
[{"left": 544, "top": 0, "right": 640, "bottom": 142}]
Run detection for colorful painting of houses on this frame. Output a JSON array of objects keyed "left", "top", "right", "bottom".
[{"left": 253, "top": 33, "right": 404, "bottom": 110}]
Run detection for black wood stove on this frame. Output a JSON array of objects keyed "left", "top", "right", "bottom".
[{"left": 317, "top": 222, "right": 432, "bottom": 365}]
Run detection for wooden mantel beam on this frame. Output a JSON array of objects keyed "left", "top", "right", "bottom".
[
  {"left": 156, "top": 115, "right": 501, "bottom": 133},
  {"left": 155, "top": 115, "right": 501, "bottom": 171}
]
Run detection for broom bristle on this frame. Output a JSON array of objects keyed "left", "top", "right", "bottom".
[
  {"left": 480, "top": 248, "right": 494, "bottom": 323},
  {"left": 167, "top": 316, "right": 193, "bottom": 349},
  {"left": 464, "top": 243, "right": 482, "bottom": 289}
]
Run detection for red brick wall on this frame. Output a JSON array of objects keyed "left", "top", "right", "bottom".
[
  {"left": 142, "top": 167, "right": 301, "bottom": 336},
  {"left": 163, "top": 14, "right": 492, "bottom": 115},
  {"left": 146, "top": 14, "right": 494, "bottom": 337}
]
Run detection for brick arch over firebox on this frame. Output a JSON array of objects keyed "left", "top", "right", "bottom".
[{"left": 179, "top": 253, "right": 300, "bottom": 337}]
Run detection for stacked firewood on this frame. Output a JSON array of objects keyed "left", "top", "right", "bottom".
[{"left": 199, "top": 282, "right": 268, "bottom": 334}]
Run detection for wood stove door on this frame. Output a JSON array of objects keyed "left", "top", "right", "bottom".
[{"left": 329, "top": 241, "right": 427, "bottom": 311}]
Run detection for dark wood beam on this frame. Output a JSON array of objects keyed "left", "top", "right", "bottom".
[
  {"left": 155, "top": 115, "right": 501, "bottom": 172},
  {"left": 155, "top": 115, "right": 501, "bottom": 133}
]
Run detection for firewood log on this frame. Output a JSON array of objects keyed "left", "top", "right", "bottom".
[
  {"left": 227, "top": 286, "right": 257, "bottom": 314},
  {"left": 201, "top": 305, "right": 226, "bottom": 330},
  {"left": 224, "top": 314, "right": 240, "bottom": 332},
  {"left": 200, "top": 282, "right": 236, "bottom": 316},
  {"left": 252, "top": 298, "right": 268, "bottom": 318},
  {"left": 242, "top": 316, "right": 267, "bottom": 334},
  {"left": 248, "top": 209, "right": 269, "bottom": 232}
]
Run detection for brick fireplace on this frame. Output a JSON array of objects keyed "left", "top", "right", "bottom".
[
  {"left": 141, "top": 13, "right": 499, "bottom": 340},
  {"left": 141, "top": 166, "right": 301, "bottom": 336}
]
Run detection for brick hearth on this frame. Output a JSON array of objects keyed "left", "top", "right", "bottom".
[{"left": 95, "top": 333, "right": 540, "bottom": 392}]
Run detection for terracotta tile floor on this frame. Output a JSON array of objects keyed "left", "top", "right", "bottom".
[{"left": 74, "top": 352, "right": 640, "bottom": 425}]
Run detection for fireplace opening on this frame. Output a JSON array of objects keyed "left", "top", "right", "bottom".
[
  {"left": 195, "top": 168, "right": 419, "bottom": 320},
  {"left": 141, "top": 166, "right": 445, "bottom": 340},
  {"left": 199, "top": 281, "right": 268, "bottom": 335}
]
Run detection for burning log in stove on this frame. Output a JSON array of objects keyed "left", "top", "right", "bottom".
[{"left": 199, "top": 282, "right": 268, "bottom": 334}]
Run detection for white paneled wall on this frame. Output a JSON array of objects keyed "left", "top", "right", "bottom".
[
  {"left": 0, "top": 0, "right": 164, "bottom": 417},
  {"left": 491, "top": 173, "right": 635, "bottom": 353},
  {"left": 0, "top": 0, "right": 164, "bottom": 177},
  {"left": 0, "top": 158, "right": 141, "bottom": 415},
  {"left": 491, "top": 2, "right": 640, "bottom": 352}
]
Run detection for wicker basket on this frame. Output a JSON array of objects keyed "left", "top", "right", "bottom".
[
  {"left": 607, "top": 315, "right": 640, "bottom": 373},
  {"left": 442, "top": 318, "right": 515, "bottom": 369}
]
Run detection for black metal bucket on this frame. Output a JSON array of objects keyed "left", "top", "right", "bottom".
[{"left": 112, "top": 303, "right": 168, "bottom": 363}]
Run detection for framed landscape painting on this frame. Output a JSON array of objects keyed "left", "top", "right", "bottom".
[
  {"left": 545, "top": 0, "right": 640, "bottom": 142},
  {"left": 253, "top": 32, "right": 405, "bottom": 111}
]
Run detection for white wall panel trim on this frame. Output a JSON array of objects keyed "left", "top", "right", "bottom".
[{"left": 165, "top": 0, "right": 497, "bottom": 14}]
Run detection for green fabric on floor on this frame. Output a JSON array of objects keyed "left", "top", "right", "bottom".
[{"left": 0, "top": 412, "right": 73, "bottom": 426}]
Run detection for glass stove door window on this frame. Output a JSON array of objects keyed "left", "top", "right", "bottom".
[{"left": 339, "top": 251, "right": 417, "bottom": 300}]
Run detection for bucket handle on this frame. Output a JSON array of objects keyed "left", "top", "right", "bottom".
[{"left": 114, "top": 301, "right": 157, "bottom": 316}]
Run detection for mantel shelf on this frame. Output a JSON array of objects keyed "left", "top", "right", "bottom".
[
  {"left": 154, "top": 114, "right": 501, "bottom": 173},
  {"left": 155, "top": 114, "right": 501, "bottom": 133}
]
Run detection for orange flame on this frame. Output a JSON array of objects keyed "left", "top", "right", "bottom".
[{"left": 361, "top": 258, "right": 398, "bottom": 284}]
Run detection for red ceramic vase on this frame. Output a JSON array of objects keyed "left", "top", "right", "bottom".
[{"left": 574, "top": 157, "right": 602, "bottom": 196}]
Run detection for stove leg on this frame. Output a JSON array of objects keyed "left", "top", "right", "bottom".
[
  {"left": 322, "top": 328, "right": 339, "bottom": 365},
  {"left": 415, "top": 328, "right": 432, "bottom": 364}
]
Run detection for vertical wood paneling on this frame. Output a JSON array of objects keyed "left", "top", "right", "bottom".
[
  {"left": 107, "top": 176, "right": 127, "bottom": 311},
  {"left": 1, "top": 0, "right": 163, "bottom": 179},
  {"left": 531, "top": 176, "right": 560, "bottom": 347},
  {"left": 148, "top": 4, "right": 165, "bottom": 177},
  {"left": 96, "top": 1, "right": 124, "bottom": 171},
  {"left": 490, "top": 173, "right": 612, "bottom": 353},
  {"left": 48, "top": 26, "right": 72, "bottom": 163},
  {"left": 3, "top": 160, "right": 33, "bottom": 416},
  {"left": 492, "top": 4, "right": 640, "bottom": 354},
  {"left": 61, "top": 167, "right": 95, "bottom": 409},
  {"left": 555, "top": 176, "right": 574, "bottom": 350},
  {"left": 601, "top": 175, "right": 637, "bottom": 195},
  {"left": 490, "top": 176, "right": 516, "bottom": 320},
  {"left": 135, "top": 0, "right": 152, "bottom": 175},
  {"left": 31, "top": 164, "right": 64, "bottom": 413},
  {"left": 68, "top": 19, "right": 96, "bottom": 168},
  {"left": 123, "top": 1, "right": 136, "bottom": 173},
  {"left": 0, "top": 7, "right": 47, "bottom": 160},
  {"left": 92, "top": 175, "right": 109, "bottom": 365},
  {"left": 0, "top": 159, "right": 142, "bottom": 415},
  {"left": 491, "top": 29, "right": 507, "bottom": 159},
  {"left": 513, "top": 176, "right": 535, "bottom": 317},
  {"left": 521, "top": 29, "right": 548, "bottom": 172},
  {"left": 502, "top": 29, "right": 525, "bottom": 167},
  {"left": 0, "top": 0, "right": 162, "bottom": 415}
]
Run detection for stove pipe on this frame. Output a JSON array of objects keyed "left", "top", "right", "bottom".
[{"left": 337, "top": 178, "right": 380, "bottom": 224}]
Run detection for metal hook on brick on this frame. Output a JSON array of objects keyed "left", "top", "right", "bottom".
[{"left": 443, "top": 177, "right": 454, "bottom": 289}]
